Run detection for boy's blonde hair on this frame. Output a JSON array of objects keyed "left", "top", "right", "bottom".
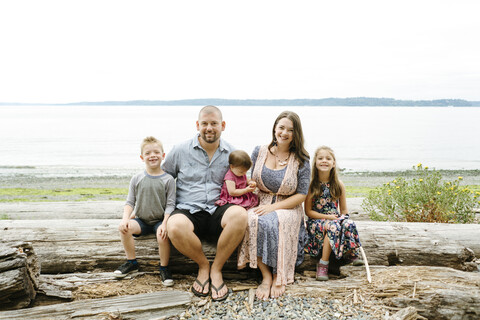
[
  {"left": 309, "top": 146, "right": 342, "bottom": 202},
  {"left": 141, "top": 136, "right": 163, "bottom": 153},
  {"left": 229, "top": 150, "right": 252, "bottom": 170}
]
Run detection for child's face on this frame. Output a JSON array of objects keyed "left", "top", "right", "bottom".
[
  {"left": 140, "top": 143, "right": 165, "bottom": 170},
  {"left": 230, "top": 165, "right": 248, "bottom": 177},
  {"left": 315, "top": 149, "right": 335, "bottom": 173}
]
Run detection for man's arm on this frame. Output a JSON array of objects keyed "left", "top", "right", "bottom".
[{"left": 162, "top": 146, "right": 178, "bottom": 178}]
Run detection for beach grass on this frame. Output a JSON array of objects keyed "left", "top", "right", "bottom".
[
  {"left": 1, "top": 169, "right": 478, "bottom": 202},
  {"left": 0, "top": 187, "right": 128, "bottom": 202}
]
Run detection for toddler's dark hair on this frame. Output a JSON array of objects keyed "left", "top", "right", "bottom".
[{"left": 229, "top": 150, "right": 252, "bottom": 169}]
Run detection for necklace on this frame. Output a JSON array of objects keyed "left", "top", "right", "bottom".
[{"left": 275, "top": 149, "right": 290, "bottom": 166}]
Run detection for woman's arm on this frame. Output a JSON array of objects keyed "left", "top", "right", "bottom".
[
  {"left": 337, "top": 180, "right": 348, "bottom": 215},
  {"left": 304, "top": 192, "right": 338, "bottom": 220},
  {"left": 253, "top": 193, "right": 306, "bottom": 216}
]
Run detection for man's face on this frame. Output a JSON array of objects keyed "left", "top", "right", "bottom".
[{"left": 196, "top": 111, "right": 225, "bottom": 144}]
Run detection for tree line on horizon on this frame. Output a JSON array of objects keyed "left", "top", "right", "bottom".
[{"left": 2, "top": 97, "right": 479, "bottom": 106}]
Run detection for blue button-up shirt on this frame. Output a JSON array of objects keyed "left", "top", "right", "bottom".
[{"left": 162, "top": 135, "right": 235, "bottom": 214}]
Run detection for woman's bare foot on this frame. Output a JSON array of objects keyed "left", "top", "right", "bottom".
[
  {"left": 256, "top": 259, "right": 273, "bottom": 300},
  {"left": 270, "top": 274, "right": 285, "bottom": 298},
  {"left": 256, "top": 281, "right": 272, "bottom": 300}
]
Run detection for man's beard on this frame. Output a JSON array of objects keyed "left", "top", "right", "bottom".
[{"left": 201, "top": 132, "right": 219, "bottom": 144}]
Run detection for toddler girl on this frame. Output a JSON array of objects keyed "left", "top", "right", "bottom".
[
  {"left": 304, "top": 146, "right": 362, "bottom": 280},
  {"left": 215, "top": 150, "right": 259, "bottom": 209}
]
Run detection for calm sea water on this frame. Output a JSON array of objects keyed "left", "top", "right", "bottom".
[{"left": 0, "top": 105, "right": 479, "bottom": 178}]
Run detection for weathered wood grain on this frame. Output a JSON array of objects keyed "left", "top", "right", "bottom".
[
  {"left": 0, "top": 219, "right": 478, "bottom": 274},
  {"left": 0, "top": 290, "right": 191, "bottom": 320},
  {"left": 0, "top": 242, "right": 39, "bottom": 310}
]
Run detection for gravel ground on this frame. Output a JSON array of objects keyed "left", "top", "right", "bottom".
[{"left": 178, "top": 291, "right": 374, "bottom": 320}]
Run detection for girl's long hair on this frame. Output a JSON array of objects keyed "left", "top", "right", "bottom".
[
  {"left": 267, "top": 111, "right": 309, "bottom": 166},
  {"left": 309, "top": 146, "right": 342, "bottom": 202}
]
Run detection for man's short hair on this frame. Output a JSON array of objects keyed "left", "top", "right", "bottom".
[{"left": 198, "top": 105, "right": 223, "bottom": 120}]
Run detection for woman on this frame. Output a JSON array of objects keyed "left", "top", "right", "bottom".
[{"left": 237, "top": 111, "right": 310, "bottom": 300}]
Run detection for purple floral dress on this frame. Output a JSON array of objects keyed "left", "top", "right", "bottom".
[{"left": 304, "top": 183, "right": 361, "bottom": 261}]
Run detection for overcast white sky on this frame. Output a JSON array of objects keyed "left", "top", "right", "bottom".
[{"left": 1, "top": 0, "right": 479, "bottom": 104}]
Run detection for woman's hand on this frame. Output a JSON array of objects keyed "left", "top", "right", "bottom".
[{"left": 253, "top": 204, "right": 275, "bottom": 216}]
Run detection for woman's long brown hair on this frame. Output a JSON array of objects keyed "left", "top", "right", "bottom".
[{"left": 267, "top": 111, "right": 309, "bottom": 166}]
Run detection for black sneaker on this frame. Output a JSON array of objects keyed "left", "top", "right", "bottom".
[
  {"left": 159, "top": 267, "right": 174, "bottom": 287},
  {"left": 113, "top": 261, "right": 139, "bottom": 278}
]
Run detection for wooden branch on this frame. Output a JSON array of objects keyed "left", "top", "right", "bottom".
[
  {"left": 0, "top": 290, "right": 191, "bottom": 320},
  {"left": 0, "top": 220, "right": 478, "bottom": 275}
]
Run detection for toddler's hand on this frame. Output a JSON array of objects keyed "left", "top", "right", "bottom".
[{"left": 248, "top": 181, "right": 257, "bottom": 188}]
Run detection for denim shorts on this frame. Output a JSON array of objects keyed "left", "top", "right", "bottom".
[{"left": 132, "top": 218, "right": 163, "bottom": 237}]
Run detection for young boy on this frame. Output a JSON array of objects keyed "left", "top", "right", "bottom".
[{"left": 114, "top": 136, "right": 176, "bottom": 286}]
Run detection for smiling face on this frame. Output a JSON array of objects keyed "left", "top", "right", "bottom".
[
  {"left": 140, "top": 142, "right": 164, "bottom": 170},
  {"left": 274, "top": 117, "right": 294, "bottom": 147},
  {"left": 315, "top": 148, "right": 335, "bottom": 173},
  {"left": 196, "top": 109, "right": 225, "bottom": 145}
]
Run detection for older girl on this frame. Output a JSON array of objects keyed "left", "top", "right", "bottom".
[{"left": 304, "top": 146, "right": 362, "bottom": 280}]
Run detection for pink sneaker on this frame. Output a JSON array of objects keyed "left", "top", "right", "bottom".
[{"left": 316, "top": 262, "right": 329, "bottom": 281}]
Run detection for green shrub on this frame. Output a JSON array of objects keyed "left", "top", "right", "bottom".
[{"left": 362, "top": 164, "right": 479, "bottom": 223}]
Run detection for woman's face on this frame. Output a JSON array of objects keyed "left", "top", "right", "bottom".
[{"left": 274, "top": 117, "right": 294, "bottom": 147}]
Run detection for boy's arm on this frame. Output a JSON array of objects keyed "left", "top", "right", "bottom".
[
  {"left": 164, "top": 176, "right": 176, "bottom": 216},
  {"left": 122, "top": 204, "right": 134, "bottom": 220},
  {"left": 125, "top": 175, "right": 137, "bottom": 211}
]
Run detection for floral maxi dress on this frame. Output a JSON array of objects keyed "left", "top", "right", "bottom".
[{"left": 304, "top": 183, "right": 362, "bottom": 262}]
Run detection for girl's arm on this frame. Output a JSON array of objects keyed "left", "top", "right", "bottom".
[
  {"left": 337, "top": 180, "right": 348, "bottom": 215},
  {"left": 226, "top": 180, "right": 255, "bottom": 197},
  {"left": 304, "top": 192, "right": 338, "bottom": 220}
]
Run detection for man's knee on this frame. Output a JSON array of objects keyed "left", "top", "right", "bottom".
[
  {"left": 223, "top": 206, "right": 247, "bottom": 230},
  {"left": 167, "top": 215, "right": 193, "bottom": 238}
]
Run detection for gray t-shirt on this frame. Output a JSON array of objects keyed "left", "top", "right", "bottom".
[{"left": 125, "top": 171, "right": 176, "bottom": 225}]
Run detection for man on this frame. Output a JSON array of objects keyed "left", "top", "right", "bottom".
[{"left": 163, "top": 105, "right": 247, "bottom": 301}]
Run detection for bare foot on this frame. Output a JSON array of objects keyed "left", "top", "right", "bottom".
[
  {"left": 270, "top": 274, "right": 285, "bottom": 298},
  {"left": 210, "top": 268, "right": 228, "bottom": 300},
  {"left": 256, "top": 281, "right": 272, "bottom": 301},
  {"left": 192, "top": 264, "right": 210, "bottom": 296}
]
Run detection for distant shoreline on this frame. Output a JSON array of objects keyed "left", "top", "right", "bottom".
[{"left": 1, "top": 97, "right": 480, "bottom": 107}]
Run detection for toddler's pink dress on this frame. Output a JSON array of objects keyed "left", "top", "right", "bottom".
[{"left": 215, "top": 169, "right": 258, "bottom": 209}]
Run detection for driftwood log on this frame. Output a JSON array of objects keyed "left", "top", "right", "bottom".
[
  {"left": 2, "top": 266, "right": 477, "bottom": 320},
  {"left": 0, "top": 219, "right": 478, "bottom": 274},
  {"left": 0, "top": 290, "right": 191, "bottom": 320},
  {"left": 0, "top": 242, "right": 40, "bottom": 310},
  {"left": 295, "top": 265, "right": 480, "bottom": 320}
]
